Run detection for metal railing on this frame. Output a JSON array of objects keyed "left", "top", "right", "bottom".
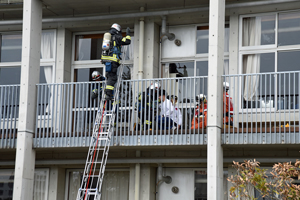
[
  {"left": 34, "top": 77, "right": 208, "bottom": 147},
  {"left": 0, "top": 85, "right": 20, "bottom": 149},
  {"left": 223, "top": 71, "right": 300, "bottom": 144}
]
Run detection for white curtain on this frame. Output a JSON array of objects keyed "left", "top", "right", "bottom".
[
  {"left": 68, "top": 171, "right": 81, "bottom": 200},
  {"left": 101, "top": 171, "right": 129, "bottom": 200},
  {"left": 242, "top": 17, "right": 261, "bottom": 101},
  {"left": 40, "top": 31, "right": 54, "bottom": 114},
  {"left": 33, "top": 170, "right": 48, "bottom": 200}
]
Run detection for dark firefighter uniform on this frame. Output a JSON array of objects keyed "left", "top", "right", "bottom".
[
  {"left": 101, "top": 26, "right": 131, "bottom": 99},
  {"left": 137, "top": 87, "right": 160, "bottom": 130}
]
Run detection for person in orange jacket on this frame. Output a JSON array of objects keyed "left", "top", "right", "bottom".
[
  {"left": 191, "top": 94, "right": 207, "bottom": 129},
  {"left": 223, "top": 82, "right": 234, "bottom": 127}
]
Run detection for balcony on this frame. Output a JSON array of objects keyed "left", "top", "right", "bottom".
[{"left": 0, "top": 72, "right": 299, "bottom": 149}]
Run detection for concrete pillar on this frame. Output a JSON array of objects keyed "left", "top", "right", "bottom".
[
  {"left": 139, "top": 165, "right": 155, "bottom": 200},
  {"left": 133, "top": 18, "right": 160, "bottom": 80},
  {"left": 13, "top": 0, "right": 42, "bottom": 199},
  {"left": 48, "top": 167, "right": 66, "bottom": 200},
  {"left": 55, "top": 28, "right": 72, "bottom": 83},
  {"left": 207, "top": 0, "right": 225, "bottom": 199},
  {"left": 228, "top": 11, "right": 239, "bottom": 128}
]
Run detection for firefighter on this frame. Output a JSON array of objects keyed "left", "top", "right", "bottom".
[
  {"left": 191, "top": 94, "right": 207, "bottom": 130},
  {"left": 101, "top": 23, "right": 131, "bottom": 100},
  {"left": 137, "top": 82, "right": 161, "bottom": 130},
  {"left": 223, "top": 82, "right": 234, "bottom": 127},
  {"left": 91, "top": 71, "right": 105, "bottom": 100}
]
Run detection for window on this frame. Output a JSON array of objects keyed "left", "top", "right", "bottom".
[
  {"left": 194, "top": 170, "right": 228, "bottom": 200},
  {"left": 240, "top": 11, "right": 300, "bottom": 110},
  {"left": 74, "top": 33, "right": 134, "bottom": 62},
  {"left": 0, "top": 169, "right": 49, "bottom": 200},
  {"left": 66, "top": 170, "right": 129, "bottom": 200}
]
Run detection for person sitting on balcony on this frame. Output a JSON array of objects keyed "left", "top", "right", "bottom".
[
  {"left": 191, "top": 94, "right": 207, "bottom": 130},
  {"left": 223, "top": 82, "right": 234, "bottom": 127},
  {"left": 168, "top": 95, "right": 182, "bottom": 130},
  {"left": 157, "top": 89, "right": 174, "bottom": 130}
]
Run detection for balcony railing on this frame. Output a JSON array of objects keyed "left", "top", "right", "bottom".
[
  {"left": 0, "top": 85, "right": 19, "bottom": 148},
  {"left": 223, "top": 71, "right": 300, "bottom": 144},
  {"left": 34, "top": 77, "right": 208, "bottom": 147},
  {"left": 1, "top": 72, "right": 299, "bottom": 149}
]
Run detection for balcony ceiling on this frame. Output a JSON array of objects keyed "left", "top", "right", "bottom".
[
  {"left": 0, "top": 0, "right": 257, "bottom": 20},
  {"left": 0, "top": 0, "right": 290, "bottom": 31}
]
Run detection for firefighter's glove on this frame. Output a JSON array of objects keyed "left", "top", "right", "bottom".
[
  {"left": 91, "top": 89, "right": 98, "bottom": 99},
  {"left": 126, "top": 27, "right": 131, "bottom": 36}
]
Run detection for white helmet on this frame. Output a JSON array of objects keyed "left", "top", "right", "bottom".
[
  {"left": 92, "top": 71, "right": 102, "bottom": 80},
  {"left": 111, "top": 23, "right": 121, "bottom": 32},
  {"left": 223, "top": 82, "right": 229, "bottom": 89},
  {"left": 149, "top": 82, "right": 160, "bottom": 90},
  {"left": 196, "top": 94, "right": 207, "bottom": 104}
]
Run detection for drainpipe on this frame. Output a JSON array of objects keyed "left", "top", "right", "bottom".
[
  {"left": 161, "top": 16, "right": 175, "bottom": 41},
  {"left": 157, "top": 164, "right": 172, "bottom": 184},
  {"left": 138, "top": 7, "right": 144, "bottom": 80}
]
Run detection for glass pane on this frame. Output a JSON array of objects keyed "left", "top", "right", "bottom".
[
  {"left": 195, "top": 170, "right": 207, "bottom": 200},
  {"left": 242, "top": 15, "right": 275, "bottom": 46},
  {"left": 0, "top": 67, "right": 21, "bottom": 85},
  {"left": 68, "top": 171, "right": 129, "bottom": 200},
  {"left": 37, "top": 66, "right": 53, "bottom": 116},
  {"left": 195, "top": 61, "right": 208, "bottom": 98},
  {"left": 33, "top": 170, "right": 48, "bottom": 200},
  {"left": 75, "top": 34, "right": 103, "bottom": 61},
  {"left": 75, "top": 68, "right": 104, "bottom": 82},
  {"left": 75, "top": 34, "right": 134, "bottom": 61},
  {"left": 1, "top": 34, "right": 22, "bottom": 62},
  {"left": 278, "top": 12, "right": 300, "bottom": 46},
  {"left": 196, "top": 26, "right": 229, "bottom": 54},
  {"left": 242, "top": 53, "right": 275, "bottom": 109},
  {"left": 277, "top": 51, "right": 300, "bottom": 109},
  {"left": 40, "top": 31, "right": 55, "bottom": 59},
  {"left": 196, "top": 26, "right": 209, "bottom": 54},
  {"left": 168, "top": 62, "right": 195, "bottom": 103},
  {"left": 0, "top": 170, "right": 14, "bottom": 200}
]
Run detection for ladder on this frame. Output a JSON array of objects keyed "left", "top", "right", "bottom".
[{"left": 76, "top": 47, "right": 127, "bottom": 200}]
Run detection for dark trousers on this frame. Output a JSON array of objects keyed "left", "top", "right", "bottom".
[
  {"left": 105, "top": 62, "right": 119, "bottom": 95},
  {"left": 156, "top": 115, "right": 173, "bottom": 130},
  {"left": 138, "top": 105, "right": 153, "bottom": 130}
]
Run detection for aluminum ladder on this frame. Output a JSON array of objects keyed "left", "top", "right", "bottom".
[{"left": 76, "top": 47, "right": 127, "bottom": 200}]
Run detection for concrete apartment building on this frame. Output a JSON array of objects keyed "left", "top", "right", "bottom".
[{"left": 0, "top": 0, "right": 300, "bottom": 199}]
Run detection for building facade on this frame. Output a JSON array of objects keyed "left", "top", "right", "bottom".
[{"left": 0, "top": 0, "right": 300, "bottom": 199}]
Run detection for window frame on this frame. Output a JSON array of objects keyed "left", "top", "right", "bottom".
[
  {"left": 64, "top": 168, "right": 130, "bottom": 200},
  {"left": 0, "top": 29, "right": 57, "bottom": 84},
  {"left": 71, "top": 31, "right": 134, "bottom": 82},
  {"left": 239, "top": 11, "right": 300, "bottom": 112}
]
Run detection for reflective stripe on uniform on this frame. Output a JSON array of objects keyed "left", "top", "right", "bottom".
[
  {"left": 101, "top": 55, "right": 120, "bottom": 63},
  {"left": 145, "top": 120, "right": 152, "bottom": 125},
  {"left": 106, "top": 85, "right": 114, "bottom": 90},
  {"left": 122, "top": 35, "right": 131, "bottom": 42}
]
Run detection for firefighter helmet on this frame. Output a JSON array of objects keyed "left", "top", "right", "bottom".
[
  {"left": 196, "top": 94, "right": 207, "bottom": 104},
  {"left": 149, "top": 82, "right": 160, "bottom": 90},
  {"left": 111, "top": 23, "right": 121, "bottom": 32},
  {"left": 223, "top": 82, "right": 230, "bottom": 89},
  {"left": 92, "top": 71, "right": 102, "bottom": 80}
]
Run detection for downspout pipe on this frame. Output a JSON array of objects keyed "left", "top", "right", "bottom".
[
  {"left": 161, "top": 16, "right": 175, "bottom": 41},
  {"left": 138, "top": 7, "right": 144, "bottom": 80},
  {"left": 157, "top": 164, "right": 172, "bottom": 184}
]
